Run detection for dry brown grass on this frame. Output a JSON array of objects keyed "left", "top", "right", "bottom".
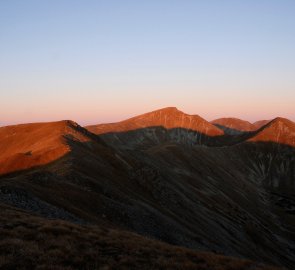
[{"left": 0, "top": 204, "right": 284, "bottom": 270}]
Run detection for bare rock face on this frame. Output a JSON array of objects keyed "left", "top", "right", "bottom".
[{"left": 1, "top": 108, "right": 295, "bottom": 269}]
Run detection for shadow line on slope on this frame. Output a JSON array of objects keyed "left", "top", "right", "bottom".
[
  {"left": 212, "top": 123, "right": 256, "bottom": 135},
  {"left": 94, "top": 125, "right": 259, "bottom": 148}
]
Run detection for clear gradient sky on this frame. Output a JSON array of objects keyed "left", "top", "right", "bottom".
[{"left": 1, "top": 0, "right": 294, "bottom": 126}]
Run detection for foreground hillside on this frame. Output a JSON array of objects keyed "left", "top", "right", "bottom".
[{"left": 0, "top": 203, "right": 282, "bottom": 270}]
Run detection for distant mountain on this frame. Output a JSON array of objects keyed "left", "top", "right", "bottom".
[
  {"left": 1, "top": 108, "right": 295, "bottom": 269},
  {"left": 87, "top": 107, "right": 223, "bottom": 136},
  {"left": 211, "top": 117, "right": 256, "bottom": 135},
  {"left": 87, "top": 107, "right": 224, "bottom": 147},
  {"left": 253, "top": 120, "right": 271, "bottom": 129}
]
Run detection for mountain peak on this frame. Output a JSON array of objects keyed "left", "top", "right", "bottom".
[
  {"left": 137, "top": 106, "right": 186, "bottom": 119},
  {"left": 248, "top": 117, "right": 295, "bottom": 146},
  {"left": 270, "top": 117, "right": 293, "bottom": 125},
  {"left": 87, "top": 107, "right": 223, "bottom": 137},
  {"left": 86, "top": 107, "right": 224, "bottom": 148},
  {"left": 258, "top": 117, "right": 295, "bottom": 132},
  {"left": 156, "top": 106, "right": 179, "bottom": 112}
]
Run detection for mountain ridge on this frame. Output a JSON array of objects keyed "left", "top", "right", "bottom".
[
  {"left": 1, "top": 108, "right": 295, "bottom": 269},
  {"left": 87, "top": 107, "right": 224, "bottom": 137}
]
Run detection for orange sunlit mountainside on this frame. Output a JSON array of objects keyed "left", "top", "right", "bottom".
[
  {"left": 86, "top": 107, "right": 224, "bottom": 136},
  {"left": 0, "top": 121, "right": 88, "bottom": 175},
  {"left": 2, "top": 108, "right": 294, "bottom": 176},
  {"left": 1, "top": 107, "right": 295, "bottom": 269},
  {"left": 1, "top": 1, "right": 295, "bottom": 269}
]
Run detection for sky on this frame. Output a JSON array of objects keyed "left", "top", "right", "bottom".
[{"left": 0, "top": 0, "right": 294, "bottom": 126}]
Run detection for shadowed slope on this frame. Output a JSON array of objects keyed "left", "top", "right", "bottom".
[
  {"left": 0, "top": 203, "right": 282, "bottom": 270},
  {"left": 1, "top": 110, "right": 295, "bottom": 269},
  {"left": 87, "top": 107, "right": 225, "bottom": 147},
  {"left": 82, "top": 110, "right": 295, "bottom": 268}
]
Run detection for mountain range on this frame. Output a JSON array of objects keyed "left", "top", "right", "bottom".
[{"left": 1, "top": 107, "right": 295, "bottom": 269}]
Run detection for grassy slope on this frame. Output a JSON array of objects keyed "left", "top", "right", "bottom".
[{"left": 0, "top": 204, "right": 283, "bottom": 270}]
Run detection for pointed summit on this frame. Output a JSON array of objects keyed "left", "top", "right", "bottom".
[{"left": 154, "top": 106, "right": 179, "bottom": 112}]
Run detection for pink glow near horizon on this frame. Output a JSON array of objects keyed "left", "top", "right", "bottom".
[
  {"left": 1, "top": 100, "right": 294, "bottom": 127},
  {"left": 1, "top": 1, "right": 295, "bottom": 127}
]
